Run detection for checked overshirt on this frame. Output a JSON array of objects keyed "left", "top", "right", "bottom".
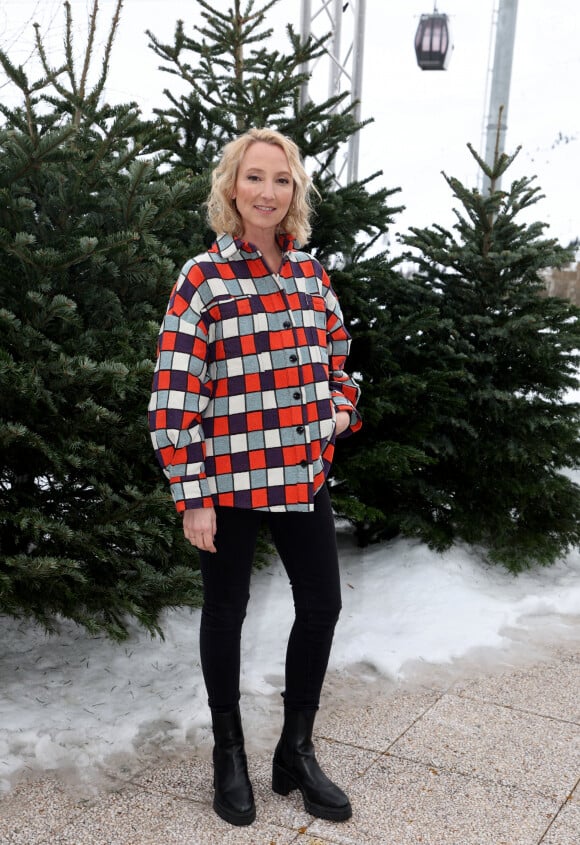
[{"left": 148, "top": 233, "right": 362, "bottom": 513}]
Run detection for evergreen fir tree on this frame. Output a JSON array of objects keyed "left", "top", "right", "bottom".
[
  {"left": 401, "top": 144, "right": 580, "bottom": 570},
  {"left": 0, "top": 1, "right": 207, "bottom": 638}
]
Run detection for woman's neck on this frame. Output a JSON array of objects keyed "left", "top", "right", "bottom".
[{"left": 240, "top": 230, "right": 282, "bottom": 272}]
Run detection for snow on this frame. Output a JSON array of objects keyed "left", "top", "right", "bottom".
[{"left": 2, "top": 521, "right": 580, "bottom": 795}]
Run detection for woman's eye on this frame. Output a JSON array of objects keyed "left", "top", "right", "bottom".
[{"left": 278, "top": 178, "right": 290, "bottom": 185}]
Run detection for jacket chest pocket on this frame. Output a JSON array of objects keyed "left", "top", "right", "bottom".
[
  {"left": 297, "top": 292, "right": 327, "bottom": 351},
  {"left": 210, "top": 294, "right": 271, "bottom": 340},
  {"left": 297, "top": 292, "right": 326, "bottom": 330}
]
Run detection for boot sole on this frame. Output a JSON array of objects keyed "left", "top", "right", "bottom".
[
  {"left": 213, "top": 797, "right": 256, "bottom": 826},
  {"left": 272, "top": 763, "right": 352, "bottom": 822}
]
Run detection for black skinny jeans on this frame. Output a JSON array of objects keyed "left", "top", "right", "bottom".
[{"left": 198, "top": 484, "right": 342, "bottom": 714}]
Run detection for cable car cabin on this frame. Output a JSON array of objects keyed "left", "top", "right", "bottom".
[{"left": 415, "top": 13, "right": 453, "bottom": 70}]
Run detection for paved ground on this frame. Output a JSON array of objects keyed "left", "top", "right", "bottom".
[{"left": 1, "top": 636, "right": 579, "bottom": 845}]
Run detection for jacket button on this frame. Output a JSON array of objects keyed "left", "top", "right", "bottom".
[
  {"left": 293, "top": 392, "right": 300, "bottom": 400},
  {"left": 296, "top": 426, "right": 305, "bottom": 434},
  {"left": 289, "top": 354, "right": 298, "bottom": 363},
  {"left": 300, "top": 460, "right": 308, "bottom": 468},
  {"left": 283, "top": 320, "right": 291, "bottom": 329}
]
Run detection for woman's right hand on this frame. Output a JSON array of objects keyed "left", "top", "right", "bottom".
[
  {"left": 335, "top": 410, "right": 351, "bottom": 437},
  {"left": 183, "top": 507, "right": 217, "bottom": 553}
]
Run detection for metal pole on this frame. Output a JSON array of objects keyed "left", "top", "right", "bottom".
[
  {"left": 327, "top": 0, "right": 343, "bottom": 177},
  {"left": 482, "top": 0, "right": 518, "bottom": 193},
  {"left": 328, "top": 0, "right": 343, "bottom": 102},
  {"left": 299, "top": 0, "right": 312, "bottom": 111},
  {"left": 347, "top": 0, "right": 366, "bottom": 184}
]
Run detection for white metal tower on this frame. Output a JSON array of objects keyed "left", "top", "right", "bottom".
[{"left": 299, "top": 0, "right": 367, "bottom": 185}]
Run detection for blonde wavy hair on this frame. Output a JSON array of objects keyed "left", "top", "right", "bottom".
[{"left": 206, "top": 128, "right": 315, "bottom": 246}]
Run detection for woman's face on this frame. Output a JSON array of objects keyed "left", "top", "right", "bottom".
[{"left": 232, "top": 141, "right": 294, "bottom": 242}]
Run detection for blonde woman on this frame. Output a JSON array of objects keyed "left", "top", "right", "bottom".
[{"left": 149, "top": 128, "right": 361, "bottom": 826}]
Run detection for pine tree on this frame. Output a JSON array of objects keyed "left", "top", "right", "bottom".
[
  {"left": 0, "top": 1, "right": 207, "bottom": 638},
  {"left": 401, "top": 144, "right": 580, "bottom": 569}
]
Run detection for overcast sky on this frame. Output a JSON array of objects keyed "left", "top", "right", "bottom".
[{"left": 1, "top": 0, "right": 578, "bottom": 253}]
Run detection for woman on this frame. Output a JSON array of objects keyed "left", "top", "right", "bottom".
[{"left": 148, "top": 128, "right": 361, "bottom": 827}]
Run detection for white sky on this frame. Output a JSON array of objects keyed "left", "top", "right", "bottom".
[{"left": 1, "top": 0, "right": 578, "bottom": 252}]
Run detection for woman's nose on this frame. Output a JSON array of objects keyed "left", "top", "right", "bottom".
[{"left": 260, "top": 181, "right": 275, "bottom": 197}]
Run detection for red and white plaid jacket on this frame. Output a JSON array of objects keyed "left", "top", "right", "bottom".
[{"left": 148, "top": 233, "right": 361, "bottom": 512}]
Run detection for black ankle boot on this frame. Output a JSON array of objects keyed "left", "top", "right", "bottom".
[
  {"left": 272, "top": 708, "right": 352, "bottom": 822},
  {"left": 211, "top": 706, "right": 256, "bottom": 826}
]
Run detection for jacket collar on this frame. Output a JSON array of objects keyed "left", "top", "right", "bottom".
[{"left": 216, "top": 232, "right": 298, "bottom": 259}]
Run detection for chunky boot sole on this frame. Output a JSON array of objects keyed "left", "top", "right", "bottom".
[
  {"left": 213, "top": 795, "right": 256, "bottom": 826},
  {"left": 272, "top": 762, "right": 352, "bottom": 822}
]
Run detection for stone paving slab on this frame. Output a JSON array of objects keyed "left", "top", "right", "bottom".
[
  {"left": 308, "top": 755, "right": 560, "bottom": 845},
  {"left": 49, "top": 787, "right": 298, "bottom": 845},
  {"left": 388, "top": 693, "right": 580, "bottom": 800},
  {"left": 0, "top": 777, "right": 84, "bottom": 845},
  {"left": 539, "top": 789, "right": 580, "bottom": 845},
  {"left": 315, "top": 687, "right": 442, "bottom": 751},
  {"left": 453, "top": 654, "right": 580, "bottom": 723}
]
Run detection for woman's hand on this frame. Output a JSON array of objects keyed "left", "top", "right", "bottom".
[
  {"left": 335, "top": 410, "right": 351, "bottom": 437},
  {"left": 183, "top": 507, "right": 217, "bottom": 553}
]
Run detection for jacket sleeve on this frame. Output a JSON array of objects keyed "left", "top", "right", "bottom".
[
  {"left": 148, "top": 262, "right": 215, "bottom": 511},
  {"left": 321, "top": 267, "right": 362, "bottom": 438}
]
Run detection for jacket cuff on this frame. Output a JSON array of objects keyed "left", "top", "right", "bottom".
[
  {"left": 171, "top": 476, "right": 214, "bottom": 512},
  {"left": 332, "top": 395, "right": 362, "bottom": 437}
]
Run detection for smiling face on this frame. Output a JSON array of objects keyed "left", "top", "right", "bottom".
[{"left": 232, "top": 141, "right": 294, "bottom": 244}]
